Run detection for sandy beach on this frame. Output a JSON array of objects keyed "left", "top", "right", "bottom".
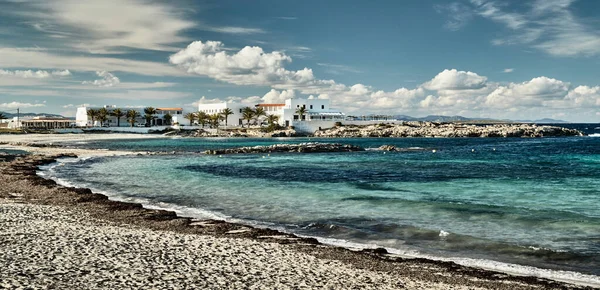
[{"left": 0, "top": 133, "right": 592, "bottom": 289}]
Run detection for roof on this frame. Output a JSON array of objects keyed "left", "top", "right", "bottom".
[
  {"left": 156, "top": 107, "right": 183, "bottom": 111},
  {"left": 256, "top": 104, "right": 285, "bottom": 107}
]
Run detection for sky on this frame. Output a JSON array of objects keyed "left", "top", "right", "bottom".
[{"left": 0, "top": 0, "right": 599, "bottom": 122}]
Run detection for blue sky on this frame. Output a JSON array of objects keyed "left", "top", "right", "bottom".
[{"left": 0, "top": 0, "right": 599, "bottom": 122}]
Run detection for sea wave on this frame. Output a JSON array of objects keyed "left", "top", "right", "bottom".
[{"left": 588, "top": 133, "right": 600, "bottom": 137}]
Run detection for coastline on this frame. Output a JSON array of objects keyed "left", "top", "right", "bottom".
[{"left": 0, "top": 135, "right": 597, "bottom": 289}]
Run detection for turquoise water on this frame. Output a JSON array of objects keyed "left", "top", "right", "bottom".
[{"left": 43, "top": 134, "right": 600, "bottom": 281}]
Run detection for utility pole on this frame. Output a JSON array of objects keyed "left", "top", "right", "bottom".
[{"left": 17, "top": 108, "right": 20, "bottom": 127}]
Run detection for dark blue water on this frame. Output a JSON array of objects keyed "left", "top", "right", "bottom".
[{"left": 43, "top": 131, "right": 600, "bottom": 284}]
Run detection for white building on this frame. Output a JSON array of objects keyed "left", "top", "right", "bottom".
[
  {"left": 197, "top": 102, "right": 246, "bottom": 127},
  {"left": 198, "top": 98, "right": 344, "bottom": 130},
  {"left": 75, "top": 105, "right": 186, "bottom": 127}
]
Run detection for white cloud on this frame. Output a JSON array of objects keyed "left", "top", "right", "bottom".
[
  {"left": 0, "top": 68, "right": 71, "bottom": 79},
  {"left": 466, "top": 0, "right": 600, "bottom": 56},
  {"left": 0, "top": 101, "right": 46, "bottom": 109},
  {"left": 205, "top": 26, "right": 265, "bottom": 34},
  {"left": 13, "top": 0, "right": 195, "bottom": 53},
  {"left": 422, "top": 69, "right": 488, "bottom": 90},
  {"left": 503, "top": 68, "right": 514, "bottom": 73},
  {"left": 170, "top": 41, "right": 314, "bottom": 87},
  {"left": 435, "top": 2, "right": 473, "bottom": 31},
  {"left": 262, "top": 89, "right": 296, "bottom": 103},
  {"left": 564, "top": 86, "right": 600, "bottom": 107},
  {"left": 485, "top": 77, "right": 570, "bottom": 108},
  {"left": 0, "top": 47, "right": 186, "bottom": 76},
  {"left": 52, "top": 70, "right": 71, "bottom": 76},
  {"left": 82, "top": 71, "right": 120, "bottom": 87},
  {"left": 317, "top": 63, "right": 361, "bottom": 74}
]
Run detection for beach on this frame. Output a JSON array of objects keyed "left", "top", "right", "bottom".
[{"left": 0, "top": 133, "right": 594, "bottom": 289}]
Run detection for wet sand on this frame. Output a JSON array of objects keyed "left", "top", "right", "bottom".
[{"left": 0, "top": 134, "right": 592, "bottom": 289}]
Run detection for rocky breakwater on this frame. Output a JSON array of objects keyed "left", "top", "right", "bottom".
[
  {"left": 204, "top": 142, "right": 364, "bottom": 155},
  {"left": 314, "top": 122, "right": 584, "bottom": 138}
]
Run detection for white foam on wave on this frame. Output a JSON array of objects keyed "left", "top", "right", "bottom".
[
  {"left": 304, "top": 235, "right": 600, "bottom": 288},
  {"left": 588, "top": 133, "right": 600, "bottom": 137}
]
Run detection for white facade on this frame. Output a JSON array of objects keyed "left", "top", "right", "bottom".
[
  {"left": 197, "top": 98, "right": 344, "bottom": 129},
  {"left": 197, "top": 102, "right": 246, "bottom": 126},
  {"left": 76, "top": 105, "right": 186, "bottom": 127},
  {"left": 282, "top": 98, "right": 344, "bottom": 127}
]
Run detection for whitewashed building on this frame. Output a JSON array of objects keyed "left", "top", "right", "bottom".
[
  {"left": 196, "top": 102, "right": 246, "bottom": 126},
  {"left": 197, "top": 98, "right": 344, "bottom": 131},
  {"left": 75, "top": 105, "right": 186, "bottom": 127}
]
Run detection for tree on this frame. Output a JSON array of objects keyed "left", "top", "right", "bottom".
[
  {"left": 197, "top": 111, "right": 208, "bottom": 128},
  {"left": 295, "top": 106, "right": 307, "bottom": 121},
  {"left": 221, "top": 108, "right": 233, "bottom": 127},
  {"left": 209, "top": 113, "right": 222, "bottom": 128},
  {"left": 111, "top": 108, "right": 125, "bottom": 127},
  {"left": 266, "top": 114, "right": 279, "bottom": 126},
  {"left": 97, "top": 107, "right": 109, "bottom": 126},
  {"left": 163, "top": 113, "right": 173, "bottom": 126},
  {"left": 266, "top": 114, "right": 280, "bottom": 132},
  {"left": 184, "top": 112, "right": 196, "bottom": 126},
  {"left": 253, "top": 107, "right": 266, "bottom": 126},
  {"left": 126, "top": 110, "right": 140, "bottom": 127},
  {"left": 242, "top": 107, "right": 254, "bottom": 128},
  {"left": 143, "top": 107, "right": 156, "bottom": 127},
  {"left": 86, "top": 108, "right": 98, "bottom": 127}
]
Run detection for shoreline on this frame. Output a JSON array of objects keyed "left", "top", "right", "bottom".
[
  {"left": 0, "top": 135, "right": 597, "bottom": 289},
  {"left": 0, "top": 147, "right": 596, "bottom": 289}
]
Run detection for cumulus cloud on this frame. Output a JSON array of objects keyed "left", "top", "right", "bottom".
[
  {"left": 485, "top": 77, "right": 570, "bottom": 108},
  {"left": 0, "top": 68, "right": 71, "bottom": 79},
  {"left": 422, "top": 69, "right": 488, "bottom": 90},
  {"left": 0, "top": 101, "right": 46, "bottom": 109},
  {"left": 171, "top": 40, "right": 599, "bottom": 121},
  {"left": 170, "top": 41, "right": 319, "bottom": 88},
  {"left": 262, "top": 89, "right": 296, "bottom": 103},
  {"left": 82, "top": 71, "right": 120, "bottom": 87},
  {"left": 564, "top": 86, "right": 600, "bottom": 107}
]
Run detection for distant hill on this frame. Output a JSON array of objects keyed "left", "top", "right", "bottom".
[
  {"left": 391, "top": 115, "right": 569, "bottom": 123},
  {"left": 515, "top": 118, "right": 570, "bottom": 124},
  {"left": 0, "top": 111, "right": 69, "bottom": 119}
]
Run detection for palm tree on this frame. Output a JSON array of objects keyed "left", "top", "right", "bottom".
[
  {"left": 111, "top": 108, "right": 125, "bottom": 127},
  {"left": 242, "top": 107, "right": 254, "bottom": 128},
  {"left": 126, "top": 109, "right": 140, "bottom": 127},
  {"left": 266, "top": 114, "right": 279, "bottom": 126},
  {"left": 197, "top": 111, "right": 208, "bottom": 128},
  {"left": 221, "top": 108, "right": 233, "bottom": 127},
  {"left": 97, "top": 107, "right": 109, "bottom": 126},
  {"left": 86, "top": 108, "right": 98, "bottom": 127},
  {"left": 295, "top": 106, "right": 307, "bottom": 121},
  {"left": 184, "top": 112, "right": 196, "bottom": 126},
  {"left": 163, "top": 113, "right": 173, "bottom": 126},
  {"left": 143, "top": 107, "right": 156, "bottom": 127},
  {"left": 253, "top": 107, "right": 266, "bottom": 126},
  {"left": 209, "top": 113, "right": 222, "bottom": 128}
]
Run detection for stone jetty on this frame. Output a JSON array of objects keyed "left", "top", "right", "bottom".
[
  {"left": 204, "top": 142, "right": 364, "bottom": 155},
  {"left": 313, "top": 122, "right": 584, "bottom": 138}
]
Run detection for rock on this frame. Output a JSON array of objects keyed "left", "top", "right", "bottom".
[
  {"left": 313, "top": 122, "right": 584, "bottom": 138},
  {"left": 204, "top": 142, "right": 364, "bottom": 155}
]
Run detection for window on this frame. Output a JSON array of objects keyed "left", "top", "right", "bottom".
[
  {"left": 321, "top": 105, "right": 325, "bottom": 109},
  {"left": 297, "top": 105, "right": 299, "bottom": 108},
  {"left": 302, "top": 105, "right": 306, "bottom": 109},
  {"left": 239, "top": 109, "right": 242, "bottom": 113},
  {"left": 310, "top": 105, "right": 313, "bottom": 109}
]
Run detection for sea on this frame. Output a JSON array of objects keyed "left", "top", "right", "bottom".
[{"left": 38, "top": 124, "right": 600, "bottom": 285}]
